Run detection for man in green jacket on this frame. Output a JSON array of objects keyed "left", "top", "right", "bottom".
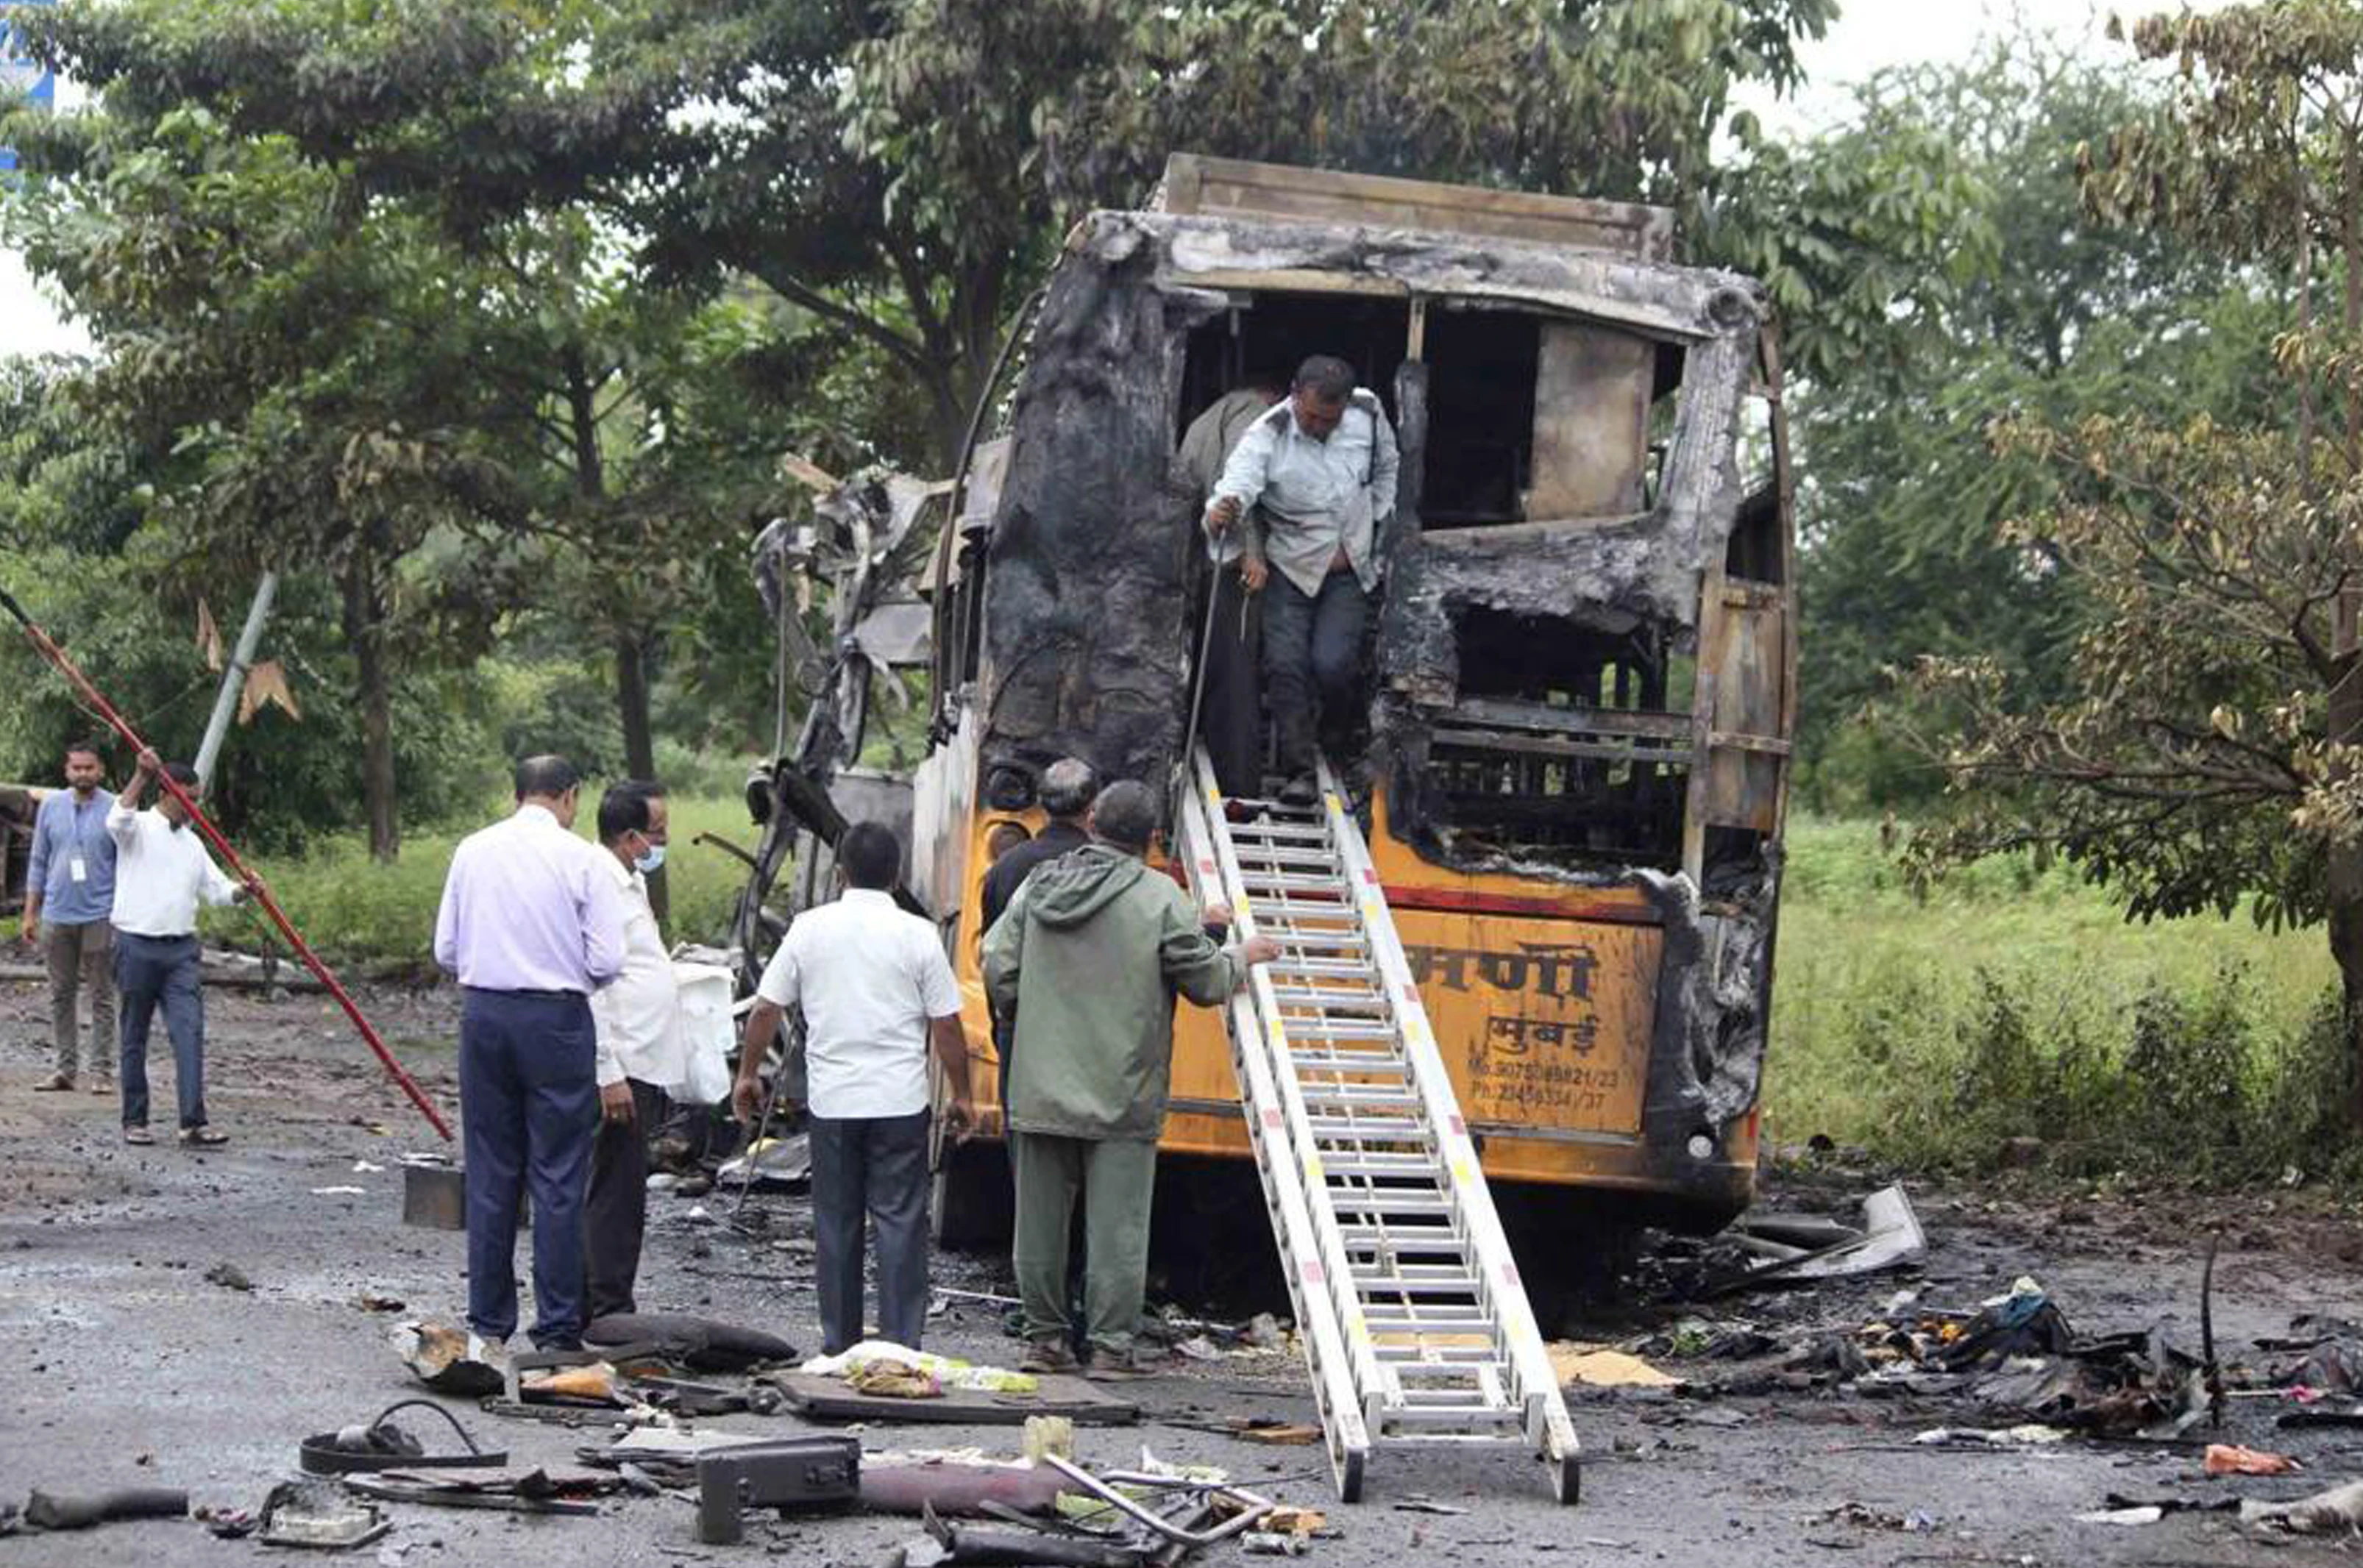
[{"left": 981, "top": 779, "right": 1276, "bottom": 1375}]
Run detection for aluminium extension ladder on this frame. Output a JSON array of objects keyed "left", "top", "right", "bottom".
[{"left": 1172, "top": 747, "right": 1580, "bottom": 1504}]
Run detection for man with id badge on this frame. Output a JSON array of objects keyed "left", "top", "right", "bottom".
[{"left": 20, "top": 740, "right": 118, "bottom": 1095}]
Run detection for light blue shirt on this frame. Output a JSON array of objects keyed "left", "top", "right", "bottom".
[
  {"left": 26, "top": 788, "right": 117, "bottom": 925},
  {"left": 1206, "top": 391, "right": 1400, "bottom": 597}
]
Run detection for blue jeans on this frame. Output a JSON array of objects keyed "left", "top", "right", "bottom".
[
  {"left": 1261, "top": 566, "right": 1371, "bottom": 774},
  {"left": 459, "top": 988, "right": 598, "bottom": 1347},
  {"left": 115, "top": 933, "right": 206, "bottom": 1129}
]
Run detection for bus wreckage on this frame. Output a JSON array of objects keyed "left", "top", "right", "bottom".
[{"left": 735, "top": 157, "right": 1796, "bottom": 1323}]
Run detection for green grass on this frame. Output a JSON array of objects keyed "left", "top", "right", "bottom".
[
  {"left": 174, "top": 791, "right": 759, "bottom": 972},
  {"left": 1766, "top": 817, "right": 2349, "bottom": 1186}
]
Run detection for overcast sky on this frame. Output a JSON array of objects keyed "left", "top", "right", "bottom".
[{"left": 0, "top": 0, "right": 2173, "bottom": 360}]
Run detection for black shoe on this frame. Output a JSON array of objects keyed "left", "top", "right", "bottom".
[{"left": 1278, "top": 772, "right": 1319, "bottom": 807}]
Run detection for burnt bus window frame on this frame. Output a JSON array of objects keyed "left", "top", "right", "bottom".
[{"left": 1387, "top": 296, "right": 1755, "bottom": 878}]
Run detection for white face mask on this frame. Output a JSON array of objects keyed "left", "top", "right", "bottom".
[{"left": 634, "top": 842, "right": 667, "bottom": 874}]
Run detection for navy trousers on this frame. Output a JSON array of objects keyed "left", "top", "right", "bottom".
[
  {"left": 116, "top": 932, "right": 206, "bottom": 1130},
  {"left": 459, "top": 988, "right": 598, "bottom": 1347}
]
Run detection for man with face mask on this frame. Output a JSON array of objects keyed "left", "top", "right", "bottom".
[
  {"left": 434, "top": 755, "right": 628, "bottom": 1353},
  {"left": 733, "top": 822, "right": 976, "bottom": 1355},
  {"left": 583, "top": 780, "right": 688, "bottom": 1321},
  {"left": 107, "top": 749, "right": 247, "bottom": 1146},
  {"left": 21, "top": 739, "right": 119, "bottom": 1095}
]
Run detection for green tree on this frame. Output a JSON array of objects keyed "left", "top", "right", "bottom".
[
  {"left": 0, "top": 85, "right": 540, "bottom": 857},
  {"left": 3, "top": 1, "right": 795, "bottom": 844},
  {"left": 1764, "top": 28, "right": 2281, "bottom": 810},
  {"left": 1906, "top": 2, "right": 2363, "bottom": 1125}
]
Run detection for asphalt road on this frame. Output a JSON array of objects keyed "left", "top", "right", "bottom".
[{"left": 1, "top": 977, "right": 2360, "bottom": 1566}]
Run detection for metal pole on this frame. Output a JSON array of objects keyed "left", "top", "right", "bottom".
[{"left": 193, "top": 570, "right": 279, "bottom": 788}]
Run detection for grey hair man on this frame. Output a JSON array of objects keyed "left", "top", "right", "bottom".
[
  {"left": 981, "top": 780, "right": 1276, "bottom": 1375},
  {"left": 1205, "top": 354, "right": 1400, "bottom": 803},
  {"left": 980, "top": 758, "right": 1099, "bottom": 937}
]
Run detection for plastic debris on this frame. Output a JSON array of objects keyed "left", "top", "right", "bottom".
[
  {"left": 1912, "top": 1425, "right": 2068, "bottom": 1447},
  {"left": 800, "top": 1340, "right": 1038, "bottom": 1395},
  {"left": 1022, "top": 1416, "right": 1075, "bottom": 1463},
  {"left": 2203, "top": 1443, "right": 2299, "bottom": 1477},
  {"left": 390, "top": 1319, "right": 509, "bottom": 1397}
]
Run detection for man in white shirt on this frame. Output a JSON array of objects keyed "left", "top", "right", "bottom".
[
  {"left": 1206, "top": 354, "right": 1401, "bottom": 804},
  {"left": 584, "top": 780, "right": 689, "bottom": 1320},
  {"left": 433, "top": 755, "right": 628, "bottom": 1353},
  {"left": 732, "top": 822, "right": 976, "bottom": 1355},
  {"left": 107, "top": 749, "right": 246, "bottom": 1147}
]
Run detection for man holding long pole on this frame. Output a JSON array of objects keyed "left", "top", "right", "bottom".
[{"left": 107, "top": 748, "right": 246, "bottom": 1147}]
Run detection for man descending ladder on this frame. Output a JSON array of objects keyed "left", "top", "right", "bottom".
[{"left": 1173, "top": 747, "right": 1580, "bottom": 1504}]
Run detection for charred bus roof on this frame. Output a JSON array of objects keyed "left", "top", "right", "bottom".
[{"left": 973, "top": 157, "right": 1787, "bottom": 887}]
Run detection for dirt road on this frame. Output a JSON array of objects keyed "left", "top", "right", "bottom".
[{"left": 1, "top": 976, "right": 2359, "bottom": 1565}]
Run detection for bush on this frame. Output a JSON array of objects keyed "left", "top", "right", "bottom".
[
  {"left": 1769, "top": 818, "right": 2352, "bottom": 1189},
  {"left": 191, "top": 791, "right": 766, "bottom": 969}
]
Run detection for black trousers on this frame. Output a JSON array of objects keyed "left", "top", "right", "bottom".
[
  {"left": 1262, "top": 566, "right": 1371, "bottom": 775},
  {"left": 1195, "top": 563, "right": 1264, "bottom": 798},
  {"left": 584, "top": 1077, "right": 669, "bottom": 1320},
  {"left": 809, "top": 1109, "right": 933, "bottom": 1354}
]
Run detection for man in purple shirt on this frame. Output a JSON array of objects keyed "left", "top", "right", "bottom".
[{"left": 434, "top": 755, "right": 628, "bottom": 1352}]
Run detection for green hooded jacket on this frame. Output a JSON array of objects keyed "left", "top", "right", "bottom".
[{"left": 981, "top": 841, "right": 1242, "bottom": 1141}]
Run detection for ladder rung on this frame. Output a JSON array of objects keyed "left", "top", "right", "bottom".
[
  {"left": 1229, "top": 845, "right": 1337, "bottom": 867},
  {"left": 1240, "top": 871, "right": 1346, "bottom": 890},
  {"left": 1374, "top": 1405, "right": 1525, "bottom": 1430},
  {"left": 1371, "top": 1343, "right": 1504, "bottom": 1365},
  {"left": 1391, "top": 1383, "right": 1513, "bottom": 1408},
  {"left": 1362, "top": 1311, "right": 1498, "bottom": 1335},
  {"left": 1284, "top": 1021, "right": 1397, "bottom": 1041},
  {"left": 1323, "top": 1187, "right": 1451, "bottom": 1215},
  {"left": 1320, "top": 1154, "right": 1443, "bottom": 1178},
  {"left": 1269, "top": 985, "right": 1388, "bottom": 1008},
  {"left": 1295, "top": 1087, "right": 1421, "bottom": 1111},
  {"left": 1337, "top": 1224, "right": 1463, "bottom": 1249},
  {"left": 1227, "top": 821, "right": 1332, "bottom": 841},
  {"left": 1353, "top": 1275, "right": 1482, "bottom": 1296},
  {"left": 1306, "top": 1115, "right": 1432, "bottom": 1140},
  {"left": 1267, "top": 959, "right": 1372, "bottom": 980},
  {"left": 1283, "top": 1052, "right": 1410, "bottom": 1076}
]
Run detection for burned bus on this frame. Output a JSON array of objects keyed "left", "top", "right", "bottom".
[{"left": 893, "top": 156, "right": 1794, "bottom": 1302}]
